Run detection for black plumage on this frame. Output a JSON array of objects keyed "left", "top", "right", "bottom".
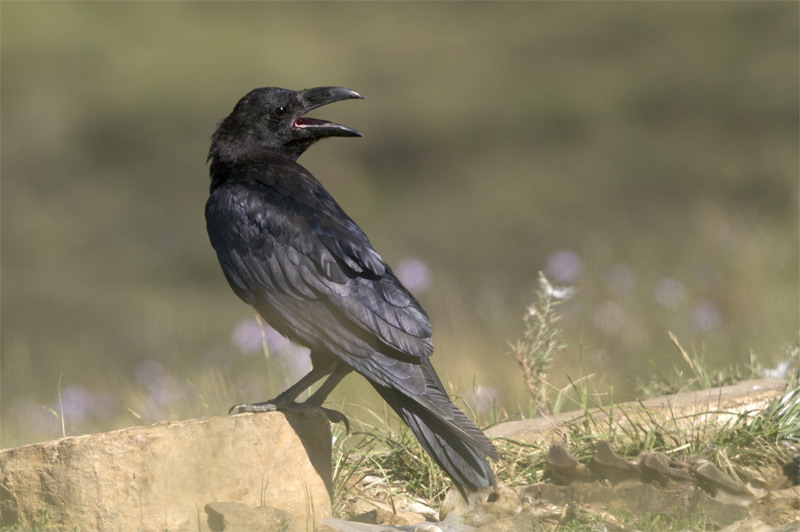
[{"left": 205, "top": 86, "right": 497, "bottom": 496}]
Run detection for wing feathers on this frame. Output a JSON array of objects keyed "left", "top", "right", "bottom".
[{"left": 207, "top": 180, "right": 433, "bottom": 361}]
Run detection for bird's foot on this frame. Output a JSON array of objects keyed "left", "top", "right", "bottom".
[
  {"left": 229, "top": 400, "right": 350, "bottom": 433},
  {"left": 228, "top": 401, "right": 280, "bottom": 415},
  {"left": 313, "top": 405, "right": 351, "bottom": 434}
]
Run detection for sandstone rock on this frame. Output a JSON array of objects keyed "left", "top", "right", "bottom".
[
  {"left": 639, "top": 451, "right": 694, "bottom": 487},
  {"left": 352, "top": 508, "right": 413, "bottom": 527},
  {"left": 1, "top": 411, "right": 332, "bottom": 531},
  {"left": 438, "top": 483, "right": 522, "bottom": 526},
  {"left": 487, "top": 379, "right": 786, "bottom": 444},
  {"left": 752, "top": 485, "right": 800, "bottom": 528},
  {"left": 692, "top": 459, "right": 757, "bottom": 506},
  {"left": 347, "top": 498, "right": 428, "bottom": 526},
  {"left": 717, "top": 517, "right": 800, "bottom": 532},
  {"left": 203, "top": 501, "right": 294, "bottom": 532},
  {"left": 524, "top": 482, "right": 750, "bottom": 528},
  {"left": 471, "top": 511, "right": 544, "bottom": 532},
  {"left": 543, "top": 441, "right": 591, "bottom": 485},
  {"left": 588, "top": 440, "right": 640, "bottom": 486},
  {"left": 321, "top": 517, "right": 444, "bottom": 531}
]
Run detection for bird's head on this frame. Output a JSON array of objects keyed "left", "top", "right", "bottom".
[{"left": 209, "top": 86, "right": 363, "bottom": 163}]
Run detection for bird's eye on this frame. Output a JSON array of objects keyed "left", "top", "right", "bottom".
[{"left": 271, "top": 106, "right": 288, "bottom": 119}]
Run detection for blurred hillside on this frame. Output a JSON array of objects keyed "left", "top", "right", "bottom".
[{"left": 1, "top": 2, "right": 797, "bottom": 446}]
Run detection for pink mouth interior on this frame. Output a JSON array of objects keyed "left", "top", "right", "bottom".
[{"left": 294, "top": 117, "right": 330, "bottom": 127}]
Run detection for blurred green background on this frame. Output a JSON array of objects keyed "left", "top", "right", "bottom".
[{"left": 2, "top": 2, "right": 797, "bottom": 447}]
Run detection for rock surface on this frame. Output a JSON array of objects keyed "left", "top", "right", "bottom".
[
  {"left": 486, "top": 378, "right": 786, "bottom": 443},
  {"left": 202, "top": 501, "right": 296, "bottom": 532},
  {"left": 542, "top": 441, "right": 591, "bottom": 485},
  {"left": 323, "top": 434, "right": 800, "bottom": 532},
  {"left": 1, "top": 411, "right": 332, "bottom": 531},
  {"left": 588, "top": 440, "right": 639, "bottom": 486},
  {"left": 525, "top": 482, "right": 751, "bottom": 528}
]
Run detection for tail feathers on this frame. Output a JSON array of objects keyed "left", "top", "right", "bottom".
[{"left": 372, "top": 376, "right": 497, "bottom": 497}]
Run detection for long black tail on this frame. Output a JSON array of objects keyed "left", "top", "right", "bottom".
[{"left": 371, "top": 358, "right": 498, "bottom": 497}]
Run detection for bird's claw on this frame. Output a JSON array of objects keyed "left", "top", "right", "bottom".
[
  {"left": 228, "top": 400, "right": 350, "bottom": 433},
  {"left": 318, "top": 406, "right": 350, "bottom": 434}
]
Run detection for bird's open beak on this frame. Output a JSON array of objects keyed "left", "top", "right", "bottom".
[{"left": 294, "top": 87, "right": 363, "bottom": 138}]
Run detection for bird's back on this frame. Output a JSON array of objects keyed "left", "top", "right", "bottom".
[{"left": 206, "top": 155, "right": 434, "bottom": 367}]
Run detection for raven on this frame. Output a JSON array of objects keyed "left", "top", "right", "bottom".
[{"left": 205, "top": 86, "right": 497, "bottom": 496}]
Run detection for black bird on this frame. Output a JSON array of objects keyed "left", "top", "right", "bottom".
[{"left": 205, "top": 86, "right": 497, "bottom": 496}]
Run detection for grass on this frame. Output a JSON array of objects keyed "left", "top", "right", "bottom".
[
  {"left": 0, "top": 509, "right": 81, "bottom": 532},
  {"left": 619, "top": 509, "right": 710, "bottom": 532},
  {"left": 555, "top": 508, "right": 711, "bottom": 532},
  {"left": 508, "top": 272, "right": 574, "bottom": 416},
  {"left": 330, "top": 372, "right": 800, "bottom": 525},
  {"left": 330, "top": 404, "right": 451, "bottom": 516},
  {"left": 328, "top": 278, "right": 800, "bottom": 527}
]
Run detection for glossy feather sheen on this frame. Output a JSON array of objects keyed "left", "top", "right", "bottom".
[{"left": 206, "top": 87, "right": 496, "bottom": 495}]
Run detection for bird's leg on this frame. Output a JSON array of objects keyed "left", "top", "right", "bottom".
[
  {"left": 302, "top": 364, "right": 353, "bottom": 432},
  {"left": 228, "top": 360, "right": 352, "bottom": 431},
  {"left": 304, "top": 363, "right": 352, "bottom": 406},
  {"left": 228, "top": 364, "right": 333, "bottom": 414}
]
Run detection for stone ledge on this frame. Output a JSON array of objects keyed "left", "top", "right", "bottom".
[
  {"left": 1, "top": 411, "right": 332, "bottom": 531},
  {"left": 486, "top": 379, "right": 787, "bottom": 443}
]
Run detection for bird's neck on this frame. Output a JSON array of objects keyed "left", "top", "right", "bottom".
[
  {"left": 208, "top": 149, "right": 313, "bottom": 194},
  {"left": 208, "top": 139, "right": 323, "bottom": 193},
  {"left": 208, "top": 156, "right": 235, "bottom": 193}
]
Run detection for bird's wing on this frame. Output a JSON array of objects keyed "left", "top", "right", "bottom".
[
  {"left": 206, "top": 181, "right": 433, "bottom": 361},
  {"left": 316, "top": 217, "right": 385, "bottom": 278}
]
